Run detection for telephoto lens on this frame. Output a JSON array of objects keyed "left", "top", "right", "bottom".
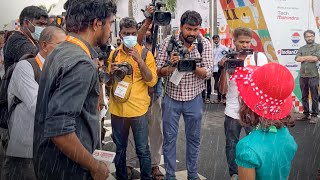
[{"left": 113, "top": 62, "right": 133, "bottom": 82}]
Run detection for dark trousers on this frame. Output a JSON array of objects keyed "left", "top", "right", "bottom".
[
  {"left": 213, "top": 68, "right": 225, "bottom": 101},
  {"left": 224, "top": 115, "right": 253, "bottom": 176},
  {"left": 300, "top": 77, "right": 319, "bottom": 116},
  {"left": 202, "top": 78, "right": 212, "bottom": 99},
  {"left": 1, "top": 156, "right": 36, "bottom": 180},
  {"left": 111, "top": 114, "right": 152, "bottom": 180}
]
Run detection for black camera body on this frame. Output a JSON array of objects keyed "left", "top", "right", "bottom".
[
  {"left": 144, "top": 0, "right": 172, "bottom": 26},
  {"left": 223, "top": 49, "right": 253, "bottom": 73},
  {"left": 113, "top": 62, "right": 133, "bottom": 82},
  {"left": 167, "top": 38, "right": 202, "bottom": 72}
]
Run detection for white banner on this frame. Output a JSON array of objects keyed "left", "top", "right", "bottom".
[{"left": 259, "top": 0, "right": 320, "bottom": 71}]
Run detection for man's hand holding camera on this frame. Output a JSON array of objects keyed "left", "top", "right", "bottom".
[{"left": 170, "top": 52, "right": 180, "bottom": 65}]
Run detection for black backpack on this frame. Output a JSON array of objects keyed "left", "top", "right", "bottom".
[{"left": 0, "top": 54, "right": 41, "bottom": 129}]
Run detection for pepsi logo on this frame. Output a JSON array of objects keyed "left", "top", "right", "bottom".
[{"left": 291, "top": 32, "right": 300, "bottom": 44}]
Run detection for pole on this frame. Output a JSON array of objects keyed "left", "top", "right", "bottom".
[
  {"left": 210, "top": 0, "right": 218, "bottom": 41},
  {"left": 209, "top": 0, "right": 213, "bottom": 43}
]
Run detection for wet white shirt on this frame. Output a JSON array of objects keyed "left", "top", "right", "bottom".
[
  {"left": 6, "top": 53, "right": 44, "bottom": 158},
  {"left": 225, "top": 52, "right": 268, "bottom": 120}
]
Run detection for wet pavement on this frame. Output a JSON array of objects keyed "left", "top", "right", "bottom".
[{"left": 103, "top": 102, "right": 320, "bottom": 180}]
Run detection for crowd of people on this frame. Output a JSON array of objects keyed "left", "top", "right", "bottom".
[{"left": 0, "top": 0, "right": 319, "bottom": 180}]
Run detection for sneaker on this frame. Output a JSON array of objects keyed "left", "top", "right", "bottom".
[
  {"left": 231, "top": 174, "right": 238, "bottom": 180},
  {"left": 309, "top": 116, "right": 318, "bottom": 124},
  {"left": 296, "top": 114, "right": 310, "bottom": 121}
]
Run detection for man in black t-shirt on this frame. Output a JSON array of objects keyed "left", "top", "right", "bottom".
[{"left": 3, "top": 6, "right": 48, "bottom": 71}]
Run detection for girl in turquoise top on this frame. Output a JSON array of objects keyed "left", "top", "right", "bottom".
[{"left": 230, "top": 63, "right": 298, "bottom": 180}]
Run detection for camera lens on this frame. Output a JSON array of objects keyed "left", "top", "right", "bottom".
[
  {"left": 177, "top": 60, "right": 196, "bottom": 72},
  {"left": 114, "top": 69, "right": 126, "bottom": 82},
  {"left": 229, "top": 62, "right": 237, "bottom": 68}
]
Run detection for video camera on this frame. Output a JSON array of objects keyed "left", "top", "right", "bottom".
[
  {"left": 222, "top": 48, "right": 253, "bottom": 73},
  {"left": 167, "top": 38, "right": 202, "bottom": 72},
  {"left": 143, "top": 0, "right": 172, "bottom": 26}
]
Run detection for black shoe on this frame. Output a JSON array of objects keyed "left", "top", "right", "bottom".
[{"left": 296, "top": 114, "right": 310, "bottom": 121}]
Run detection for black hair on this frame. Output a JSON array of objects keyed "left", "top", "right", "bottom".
[
  {"left": 119, "top": 17, "right": 138, "bottom": 31},
  {"left": 212, "top": 34, "right": 220, "bottom": 39},
  {"left": 19, "top": 6, "right": 48, "bottom": 26},
  {"left": 180, "top": 10, "right": 202, "bottom": 26},
  {"left": 304, "top": 30, "right": 315, "bottom": 37},
  {"left": 64, "top": 0, "right": 117, "bottom": 33},
  {"left": 39, "top": 26, "right": 65, "bottom": 43}
]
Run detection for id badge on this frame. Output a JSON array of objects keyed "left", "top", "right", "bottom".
[
  {"left": 114, "top": 81, "right": 129, "bottom": 98},
  {"left": 169, "top": 69, "right": 185, "bottom": 86}
]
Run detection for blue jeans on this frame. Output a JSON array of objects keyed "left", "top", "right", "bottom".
[
  {"left": 224, "top": 115, "right": 253, "bottom": 176},
  {"left": 162, "top": 95, "right": 203, "bottom": 180},
  {"left": 111, "top": 114, "right": 152, "bottom": 180}
]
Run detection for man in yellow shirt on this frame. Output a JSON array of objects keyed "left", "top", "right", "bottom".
[{"left": 107, "top": 17, "right": 157, "bottom": 180}]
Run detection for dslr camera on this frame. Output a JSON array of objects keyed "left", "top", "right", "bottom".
[
  {"left": 167, "top": 39, "right": 201, "bottom": 72},
  {"left": 113, "top": 62, "right": 133, "bottom": 82},
  {"left": 143, "top": 0, "right": 172, "bottom": 26},
  {"left": 223, "top": 48, "right": 253, "bottom": 73}
]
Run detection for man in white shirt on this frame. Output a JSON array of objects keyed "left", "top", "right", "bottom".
[
  {"left": 219, "top": 27, "right": 268, "bottom": 180},
  {"left": 2, "top": 26, "right": 66, "bottom": 180},
  {"left": 212, "top": 34, "right": 229, "bottom": 103}
]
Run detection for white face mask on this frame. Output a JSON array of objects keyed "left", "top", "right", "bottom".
[
  {"left": 31, "top": 26, "right": 45, "bottom": 41},
  {"left": 123, "top": 36, "right": 137, "bottom": 48},
  {"left": 27, "top": 20, "right": 45, "bottom": 41}
]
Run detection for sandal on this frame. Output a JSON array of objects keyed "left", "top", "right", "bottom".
[
  {"left": 152, "top": 166, "right": 164, "bottom": 180},
  {"left": 127, "top": 166, "right": 133, "bottom": 180},
  {"left": 211, "top": 99, "right": 221, "bottom": 104},
  {"left": 204, "top": 99, "right": 211, "bottom": 104}
]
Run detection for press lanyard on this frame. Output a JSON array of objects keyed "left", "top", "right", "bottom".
[
  {"left": 35, "top": 55, "right": 43, "bottom": 70},
  {"left": 65, "top": 36, "right": 91, "bottom": 58},
  {"left": 116, "top": 48, "right": 140, "bottom": 80},
  {"left": 18, "top": 30, "right": 37, "bottom": 48}
]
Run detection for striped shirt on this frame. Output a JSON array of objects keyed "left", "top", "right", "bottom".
[{"left": 157, "top": 35, "right": 213, "bottom": 101}]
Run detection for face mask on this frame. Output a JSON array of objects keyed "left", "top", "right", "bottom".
[
  {"left": 123, "top": 36, "right": 137, "bottom": 48},
  {"left": 31, "top": 26, "right": 45, "bottom": 41},
  {"left": 26, "top": 20, "right": 45, "bottom": 41}
]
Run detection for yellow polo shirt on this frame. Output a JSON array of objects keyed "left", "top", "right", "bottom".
[{"left": 107, "top": 43, "right": 158, "bottom": 117}]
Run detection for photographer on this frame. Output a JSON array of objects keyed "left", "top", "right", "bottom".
[
  {"left": 157, "top": 10, "right": 213, "bottom": 180},
  {"left": 33, "top": 0, "right": 117, "bottom": 179},
  {"left": 125, "top": 9, "right": 165, "bottom": 179},
  {"left": 219, "top": 27, "right": 268, "bottom": 180},
  {"left": 107, "top": 17, "right": 157, "bottom": 180}
]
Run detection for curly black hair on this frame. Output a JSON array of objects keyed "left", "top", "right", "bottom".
[{"left": 64, "top": 0, "right": 117, "bottom": 33}]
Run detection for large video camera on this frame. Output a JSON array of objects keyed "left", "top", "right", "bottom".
[
  {"left": 113, "top": 62, "right": 133, "bottom": 82},
  {"left": 144, "top": 0, "right": 172, "bottom": 26},
  {"left": 222, "top": 48, "right": 253, "bottom": 73},
  {"left": 167, "top": 38, "right": 201, "bottom": 72}
]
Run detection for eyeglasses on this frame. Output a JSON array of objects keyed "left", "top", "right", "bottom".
[{"left": 44, "top": 41, "right": 62, "bottom": 46}]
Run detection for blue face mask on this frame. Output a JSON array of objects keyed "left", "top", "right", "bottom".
[
  {"left": 31, "top": 26, "right": 44, "bottom": 41},
  {"left": 123, "top": 36, "right": 137, "bottom": 48},
  {"left": 27, "top": 20, "right": 44, "bottom": 41}
]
